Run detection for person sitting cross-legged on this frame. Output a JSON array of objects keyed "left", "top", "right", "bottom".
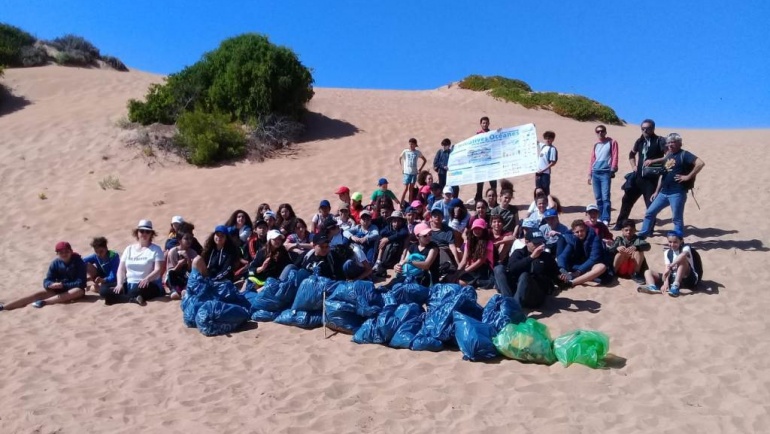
[
  {"left": 493, "top": 230, "right": 562, "bottom": 309},
  {"left": 607, "top": 219, "right": 650, "bottom": 285},
  {"left": 556, "top": 219, "right": 608, "bottom": 287}
]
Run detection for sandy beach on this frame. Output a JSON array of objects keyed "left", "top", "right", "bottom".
[{"left": 1, "top": 65, "right": 769, "bottom": 433}]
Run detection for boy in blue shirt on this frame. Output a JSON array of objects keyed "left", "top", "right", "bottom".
[{"left": 83, "top": 236, "right": 120, "bottom": 292}]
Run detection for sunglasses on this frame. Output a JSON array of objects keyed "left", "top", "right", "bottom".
[
  {"left": 595, "top": 130, "right": 606, "bottom": 134},
  {"left": 138, "top": 229, "right": 152, "bottom": 234},
  {"left": 641, "top": 127, "right": 653, "bottom": 131}
]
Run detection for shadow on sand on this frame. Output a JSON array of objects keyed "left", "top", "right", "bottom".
[
  {"left": 529, "top": 296, "right": 601, "bottom": 320},
  {"left": 301, "top": 111, "right": 361, "bottom": 142},
  {"left": 0, "top": 85, "right": 32, "bottom": 117}
]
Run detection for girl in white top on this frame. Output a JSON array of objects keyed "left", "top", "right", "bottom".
[
  {"left": 638, "top": 230, "right": 699, "bottom": 298},
  {"left": 104, "top": 220, "right": 165, "bottom": 306}
]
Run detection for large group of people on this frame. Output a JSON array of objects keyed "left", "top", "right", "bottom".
[{"left": 0, "top": 117, "right": 706, "bottom": 313}]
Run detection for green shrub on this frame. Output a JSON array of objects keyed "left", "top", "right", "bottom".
[
  {"left": 128, "top": 33, "right": 314, "bottom": 125},
  {"left": 101, "top": 55, "right": 128, "bottom": 71},
  {"left": 0, "top": 23, "right": 36, "bottom": 66},
  {"left": 20, "top": 45, "right": 49, "bottom": 67},
  {"left": 175, "top": 110, "right": 246, "bottom": 166},
  {"left": 48, "top": 34, "right": 100, "bottom": 63},
  {"left": 459, "top": 74, "right": 623, "bottom": 125},
  {"left": 55, "top": 50, "right": 90, "bottom": 66}
]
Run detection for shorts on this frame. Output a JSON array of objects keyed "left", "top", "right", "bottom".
[
  {"left": 615, "top": 258, "right": 636, "bottom": 277},
  {"left": 403, "top": 173, "right": 417, "bottom": 185}
]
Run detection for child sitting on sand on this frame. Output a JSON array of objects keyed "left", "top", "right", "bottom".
[
  {"left": 607, "top": 219, "right": 649, "bottom": 284},
  {"left": 84, "top": 236, "right": 120, "bottom": 293},
  {"left": 638, "top": 230, "right": 700, "bottom": 297},
  {"left": 0, "top": 241, "right": 87, "bottom": 311},
  {"left": 371, "top": 178, "right": 398, "bottom": 208}
]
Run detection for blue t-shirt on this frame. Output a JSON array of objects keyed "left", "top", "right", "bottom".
[{"left": 660, "top": 150, "right": 697, "bottom": 194}]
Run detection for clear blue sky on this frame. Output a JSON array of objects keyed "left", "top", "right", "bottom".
[{"left": 4, "top": 0, "right": 769, "bottom": 128}]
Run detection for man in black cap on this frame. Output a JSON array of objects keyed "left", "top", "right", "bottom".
[
  {"left": 493, "top": 230, "right": 562, "bottom": 308},
  {"left": 297, "top": 234, "right": 339, "bottom": 279}
]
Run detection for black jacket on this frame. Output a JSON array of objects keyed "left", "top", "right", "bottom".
[{"left": 506, "top": 246, "right": 560, "bottom": 282}]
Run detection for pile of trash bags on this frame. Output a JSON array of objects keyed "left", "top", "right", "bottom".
[{"left": 181, "top": 271, "right": 611, "bottom": 368}]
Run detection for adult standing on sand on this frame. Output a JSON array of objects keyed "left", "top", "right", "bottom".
[
  {"left": 613, "top": 119, "right": 668, "bottom": 230},
  {"left": 587, "top": 125, "right": 619, "bottom": 226},
  {"left": 474, "top": 116, "right": 498, "bottom": 201}
]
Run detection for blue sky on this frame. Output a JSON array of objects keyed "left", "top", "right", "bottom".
[{"left": 4, "top": 0, "right": 769, "bottom": 128}]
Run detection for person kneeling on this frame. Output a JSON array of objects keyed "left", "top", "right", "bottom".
[
  {"left": 0, "top": 241, "right": 86, "bottom": 311},
  {"left": 556, "top": 220, "right": 609, "bottom": 287},
  {"left": 608, "top": 219, "right": 650, "bottom": 285},
  {"left": 494, "top": 231, "right": 561, "bottom": 308}
]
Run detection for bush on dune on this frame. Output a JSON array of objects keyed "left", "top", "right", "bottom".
[
  {"left": 48, "top": 34, "right": 101, "bottom": 64},
  {"left": 459, "top": 74, "right": 623, "bottom": 125},
  {"left": 175, "top": 110, "right": 246, "bottom": 166},
  {"left": 0, "top": 23, "right": 36, "bottom": 66}
]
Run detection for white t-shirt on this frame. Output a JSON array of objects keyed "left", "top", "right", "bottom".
[
  {"left": 122, "top": 243, "right": 164, "bottom": 283},
  {"left": 538, "top": 143, "right": 558, "bottom": 173},
  {"left": 401, "top": 149, "right": 423, "bottom": 175},
  {"left": 664, "top": 245, "right": 698, "bottom": 280}
]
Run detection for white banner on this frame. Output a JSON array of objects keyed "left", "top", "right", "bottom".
[{"left": 446, "top": 123, "right": 539, "bottom": 185}]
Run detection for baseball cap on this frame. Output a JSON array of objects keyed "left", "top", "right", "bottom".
[
  {"left": 137, "top": 219, "right": 154, "bottom": 230},
  {"left": 526, "top": 230, "right": 546, "bottom": 245},
  {"left": 313, "top": 234, "right": 330, "bottom": 245},
  {"left": 449, "top": 198, "right": 463, "bottom": 209},
  {"left": 254, "top": 219, "right": 268, "bottom": 227},
  {"left": 335, "top": 186, "right": 350, "bottom": 195},
  {"left": 442, "top": 186, "right": 453, "bottom": 195},
  {"left": 214, "top": 225, "right": 229, "bottom": 234},
  {"left": 471, "top": 219, "right": 487, "bottom": 230},
  {"left": 378, "top": 178, "right": 389, "bottom": 186},
  {"left": 414, "top": 223, "right": 431, "bottom": 237},
  {"left": 263, "top": 210, "right": 276, "bottom": 220},
  {"left": 521, "top": 219, "right": 539, "bottom": 229},
  {"left": 360, "top": 210, "right": 372, "bottom": 218},
  {"left": 543, "top": 208, "right": 558, "bottom": 218},
  {"left": 405, "top": 206, "right": 416, "bottom": 214},
  {"left": 338, "top": 202, "right": 350, "bottom": 211},
  {"left": 55, "top": 241, "right": 72, "bottom": 252},
  {"left": 319, "top": 199, "right": 331, "bottom": 208},
  {"left": 267, "top": 229, "right": 284, "bottom": 241},
  {"left": 351, "top": 192, "right": 363, "bottom": 202},
  {"left": 410, "top": 200, "right": 422, "bottom": 208},
  {"left": 586, "top": 204, "right": 599, "bottom": 212},
  {"left": 430, "top": 207, "right": 444, "bottom": 216},
  {"left": 388, "top": 210, "right": 405, "bottom": 220},
  {"left": 171, "top": 216, "right": 184, "bottom": 224}
]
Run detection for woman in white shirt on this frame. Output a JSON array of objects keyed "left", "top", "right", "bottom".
[{"left": 102, "top": 220, "right": 164, "bottom": 306}]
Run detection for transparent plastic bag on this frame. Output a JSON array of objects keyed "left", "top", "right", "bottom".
[
  {"left": 553, "top": 330, "right": 609, "bottom": 368},
  {"left": 492, "top": 318, "right": 555, "bottom": 365}
]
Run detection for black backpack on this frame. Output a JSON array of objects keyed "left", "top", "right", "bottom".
[
  {"left": 667, "top": 245, "right": 703, "bottom": 282},
  {"left": 677, "top": 151, "right": 697, "bottom": 191}
]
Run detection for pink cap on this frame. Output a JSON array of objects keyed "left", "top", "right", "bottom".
[
  {"left": 471, "top": 218, "right": 487, "bottom": 230},
  {"left": 414, "top": 223, "right": 431, "bottom": 237},
  {"left": 410, "top": 200, "right": 422, "bottom": 208}
]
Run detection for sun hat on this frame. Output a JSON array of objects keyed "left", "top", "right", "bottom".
[
  {"left": 55, "top": 241, "right": 72, "bottom": 252},
  {"left": 544, "top": 208, "right": 558, "bottom": 218},
  {"left": 267, "top": 229, "right": 284, "bottom": 241},
  {"left": 137, "top": 220, "right": 154, "bottom": 230},
  {"left": 378, "top": 178, "right": 389, "bottom": 186},
  {"left": 586, "top": 204, "right": 599, "bottom": 212},
  {"left": 414, "top": 223, "right": 431, "bottom": 237},
  {"left": 335, "top": 186, "right": 350, "bottom": 195},
  {"left": 214, "top": 225, "right": 229, "bottom": 234},
  {"left": 171, "top": 216, "right": 184, "bottom": 224},
  {"left": 442, "top": 186, "right": 453, "bottom": 195},
  {"left": 471, "top": 219, "right": 487, "bottom": 230},
  {"left": 351, "top": 192, "right": 363, "bottom": 202}
]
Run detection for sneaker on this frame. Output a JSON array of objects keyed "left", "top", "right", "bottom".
[
  {"left": 611, "top": 224, "right": 622, "bottom": 231},
  {"left": 632, "top": 273, "right": 646, "bottom": 285},
  {"left": 32, "top": 300, "right": 46, "bottom": 308},
  {"left": 0, "top": 303, "right": 5, "bottom": 311},
  {"left": 637, "top": 284, "right": 661, "bottom": 294},
  {"left": 602, "top": 220, "right": 609, "bottom": 227},
  {"left": 130, "top": 296, "right": 147, "bottom": 306},
  {"left": 668, "top": 285, "right": 680, "bottom": 298}
]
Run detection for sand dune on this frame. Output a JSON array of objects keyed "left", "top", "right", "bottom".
[{"left": 1, "top": 66, "right": 769, "bottom": 433}]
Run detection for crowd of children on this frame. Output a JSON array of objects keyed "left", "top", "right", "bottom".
[{"left": 0, "top": 117, "right": 704, "bottom": 312}]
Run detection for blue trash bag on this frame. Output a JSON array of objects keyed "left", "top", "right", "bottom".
[
  {"left": 428, "top": 283, "right": 463, "bottom": 307},
  {"left": 324, "top": 300, "right": 364, "bottom": 334},
  {"left": 181, "top": 269, "right": 216, "bottom": 328},
  {"left": 195, "top": 300, "right": 251, "bottom": 337},
  {"left": 327, "top": 280, "right": 383, "bottom": 318},
  {"left": 292, "top": 273, "right": 335, "bottom": 312},
  {"left": 453, "top": 312, "right": 499, "bottom": 362},
  {"left": 250, "top": 309, "right": 280, "bottom": 322},
  {"left": 213, "top": 280, "right": 250, "bottom": 309},
  {"left": 410, "top": 330, "right": 444, "bottom": 352},
  {"left": 420, "top": 285, "right": 483, "bottom": 343},
  {"left": 250, "top": 270, "right": 306, "bottom": 313},
  {"left": 482, "top": 294, "right": 527, "bottom": 333},
  {"left": 353, "top": 303, "right": 423, "bottom": 345},
  {"left": 274, "top": 309, "right": 323, "bottom": 329},
  {"left": 383, "top": 279, "right": 430, "bottom": 306},
  {"left": 390, "top": 315, "right": 425, "bottom": 349}
]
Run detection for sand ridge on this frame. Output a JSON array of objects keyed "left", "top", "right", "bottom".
[{"left": 1, "top": 66, "right": 769, "bottom": 433}]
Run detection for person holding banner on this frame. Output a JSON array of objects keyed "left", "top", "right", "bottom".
[
  {"left": 474, "top": 116, "right": 498, "bottom": 201},
  {"left": 587, "top": 125, "right": 619, "bottom": 226}
]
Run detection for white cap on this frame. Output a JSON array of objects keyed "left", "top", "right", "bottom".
[
  {"left": 267, "top": 229, "right": 284, "bottom": 241},
  {"left": 442, "top": 186, "right": 453, "bottom": 195},
  {"left": 586, "top": 204, "right": 599, "bottom": 212},
  {"left": 171, "top": 215, "right": 184, "bottom": 224}
]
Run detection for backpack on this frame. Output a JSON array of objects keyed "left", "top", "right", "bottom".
[
  {"left": 678, "top": 151, "right": 696, "bottom": 191},
  {"left": 667, "top": 245, "right": 703, "bottom": 282}
]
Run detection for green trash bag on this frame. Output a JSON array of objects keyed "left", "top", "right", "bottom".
[
  {"left": 553, "top": 330, "right": 610, "bottom": 368},
  {"left": 492, "top": 318, "right": 556, "bottom": 365}
]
